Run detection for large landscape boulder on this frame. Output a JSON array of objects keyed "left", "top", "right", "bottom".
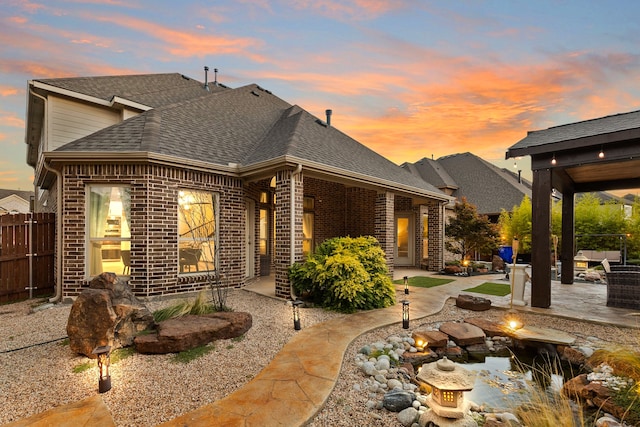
[
  {"left": 134, "top": 311, "right": 252, "bottom": 354},
  {"left": 66, "top": 272, "right": 154, "bottom": 358}
]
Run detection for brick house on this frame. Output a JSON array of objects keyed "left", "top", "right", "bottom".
[{"left": 25, "top": 72, "right": 451, "bottom": 300}]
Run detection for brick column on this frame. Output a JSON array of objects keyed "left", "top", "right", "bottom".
[
  {"left": 427, "top": 200, "right": 445, "bottom": 271},
  {"left": 274, "top": 168, "right": 303, "bottom": 299},
  {"left": 375, "top": 191, "right": 395, "bottom": 276}
]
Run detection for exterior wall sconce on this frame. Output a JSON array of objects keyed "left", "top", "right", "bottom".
[
  {"left": 404, "top": 276, "right": 409, "bottom": 294},
  {"left": 402, "top": 300, "right": 410, "bottom": 329},
  {"left": 292, "top": 299, "right": 304, "bottom": 330},
  {"left": 551, "top": 154, "right": 556, "bottom": 165},
  {"left": 599, "top": 147, "right": 605, "bottom": 159},
  {"left": 92, "top": 345, "right": 112, "bottom": 393}
]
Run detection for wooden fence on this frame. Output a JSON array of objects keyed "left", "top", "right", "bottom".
[{"left": 0, "top": 213, "right": 55, "bottom": 303}]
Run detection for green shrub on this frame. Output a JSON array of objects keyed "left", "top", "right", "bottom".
[{"left": 288, "top": 236, "right": 396, "bottom": 312}]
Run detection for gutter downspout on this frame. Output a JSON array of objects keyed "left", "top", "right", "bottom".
[
  {"left": 30, "top": 88, "right": 63, "bottom": 304},
  {"left": 43, "top": 160, "right": 63, "bottom": 303},
  {"left": 290, "top": 164, "right": 302, "bottom": 299}
]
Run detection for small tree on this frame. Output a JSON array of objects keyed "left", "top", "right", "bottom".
[
  {"left": 445, "top": 197, "right": 499, "bottom": 261},
  {"left": 498, "top": 195, "right": 533, "bottom": 252}
]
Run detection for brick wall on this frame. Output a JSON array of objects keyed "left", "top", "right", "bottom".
[
  {"left": 345, "top": 187, "right": 377, "bottom": 237},
  {"left": 60, "top": 163, "right": 247, "bottom": 298},
  {"left": 303, "top": 177, "right": 345, "bottom": 245},
  {"left": 375, "top": 192, "right": 395, "bottom": 275}
]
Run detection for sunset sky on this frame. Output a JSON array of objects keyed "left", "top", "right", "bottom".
[{"left": 2, "top": 1, "right": 640, "bottom": 193}]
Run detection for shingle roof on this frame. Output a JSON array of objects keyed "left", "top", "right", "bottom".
[
  {"left": 34, "top": 73, "right": 223, "bottom": 108},
  {"left": 508, "top": 109, "right": 640, "bottom": 152},
  {"left": 401, "top": 158, "right": 457, "bottom": 190},
  {"left": 404, "top": 153, "right": 531, "bottom": 215},
  {"left": 0, "top": 189, "right": 33, "bottom": 201},
  {"left": 55, "top": 83, "right": 446, "bottom": 198}
]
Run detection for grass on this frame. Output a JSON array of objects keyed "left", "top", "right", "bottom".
[
  {"left": 153, "top": 291, "right": 215, "bottom": 322},
  {"left": 171, "top": 344, "right": 215, "bottom": 363},
  {"left": 392, "top": 276, "right": 454, "bottom": 288},
  {"left": 72, "top": 361, "right": 93, "bottom": 374},
  {"left": 463, "top": 282, "right": 511, "bottom": 297}
]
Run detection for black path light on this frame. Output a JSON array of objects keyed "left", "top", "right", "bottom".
[
  {"left": 404, "top": 276, "right": 409, "bottom": 294},
  {"left": 292, "top": 299, "right": 304, "bottom": 330},
  {"left": 402, "top": 300, "right": 410, "bottom": 329},
  {"left": 92, "top": 345, "right": 112, "bottom": 393}
]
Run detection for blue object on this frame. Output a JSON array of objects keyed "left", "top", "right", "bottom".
[{"left": 499, "top": 246, "right": 513, "bottom": 263}]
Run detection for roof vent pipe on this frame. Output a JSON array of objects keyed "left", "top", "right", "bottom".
[
  {"left": 214, "top": 68, "right": 218, "bottom": 86},
  {"left": 204, "top": 66, "right": 210, "bottom": 91},
  {"left": 325, "top": 109, "right": 332, "bottom": 126}
]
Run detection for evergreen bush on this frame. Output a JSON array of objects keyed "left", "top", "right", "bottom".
[{"left": 288, "top": 236, "right": 396, "bottom": 312}]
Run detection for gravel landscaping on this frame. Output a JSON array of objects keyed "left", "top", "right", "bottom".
[{"left": 1, "top": 289, "right": 638, "bottom": 426}]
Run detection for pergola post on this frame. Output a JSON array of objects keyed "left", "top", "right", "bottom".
[
  {"left": 531, "top": 168, "right": 552, "bottom": 308},
  {"left": 560, "top": 190, "right": 575, "bottom": 284}
]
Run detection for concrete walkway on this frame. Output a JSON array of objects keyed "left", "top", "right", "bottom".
[{"left": 7, "top": 270, "right": 640, "bottom": 427}]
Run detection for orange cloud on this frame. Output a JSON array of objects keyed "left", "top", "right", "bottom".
[
  {"left": 92, "top": 14, "right": 265, "bottom": 61},
  {"left": 0, "top": 86, "right": 20, "bottom": 97},
  {"left": 0, "top": 113, "right": 25, "bottom": 129},
  {"left": 289, "top": 0, "right": 408, "bottom": 20}
]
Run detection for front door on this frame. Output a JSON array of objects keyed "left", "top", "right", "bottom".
[{"left": 395, "top": 214, "right": 414, "bottom": 266}]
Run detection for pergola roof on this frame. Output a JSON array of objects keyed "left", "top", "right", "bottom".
[{"left": 506, "top": 109, "right": 640, "bottom": 193}]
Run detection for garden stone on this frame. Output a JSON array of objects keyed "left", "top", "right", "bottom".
[
  {"left": 376, "top": 357, "right": 391, "bottom": 370},
  {"left": 362, "top": 361, "right": 377, "bottom": 376},
  {"left": 66, "top": 272, "right": 154, "bottom": 357},
  {"left": 134, "top": 312, "right": 252, "bottom": 354},
  {"left": 397, "top": 407, "right": 419, "bottom": 427},
  {"left": 388, "top": 379, "right": 403, "bottom": 390},
  {"left": 456, "top": 294, "right": 491, "bottom": 311},
  {"left": 439, "top": 321, "right": 486, "bottom": 346},
  {"left": 383, "top": 390, "right": 416, "bottom": 412}
]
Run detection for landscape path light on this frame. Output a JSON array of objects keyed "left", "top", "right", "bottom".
[
  {"left": 292, "top": 299, "right": 304, "bottom": 330},
  {"left": 404, "top": 276, "right": 409, "bottom": 294},
  {"left": 402, "top": 300, "right": 410, "bottom": 329},
  {"left": 92, "top": 345, "right": 112, "bottom": 393}
]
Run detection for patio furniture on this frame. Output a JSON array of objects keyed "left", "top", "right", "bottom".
[
  {"left": 179, "top": 248, "right": 202, "bottom": 272},
  {"left": 605, "top": 268, "right": 640, "bottom": 309}
]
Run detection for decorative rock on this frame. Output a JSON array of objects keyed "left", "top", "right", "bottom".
[
  {"left": 559, "top": 346, "right": 587, "bottom": 366},
  {"left": 134, "top": 312, "right": 252, "bottom": 354},
  {"left": 397, "top": 407, "right": 419, "bottom": 427},
  {"left": 412, "top": 329, "right": 448, "bottom": 348},
  {"left": 456, "top": 294, "right": 492, "bottom": 311},
  {"left": 439, "top": 321, "right": 486, "bottom": 346},
  {"left": 362, "top": 361, "right": 377, "bottom": 376},
  {"left": 66, "top": 272, "right": 154, "bottom": 357},
  {"left": 596, "top": 415, "right": 622, "bottom": 427},
  {"left": 419, "top": 410, "right": 477, "bottom": 427},
  {"left": 464, "top": 317, "right": 510, "bottom": 337},
  {"left": 383, "top": 390, "right": 416, "bottom": 412},
  {"left": 388, "top": 379, "right": 403, "bottom": 390},
  {"left": 376, "top": 357, "right": 391, "bottom": 371}
]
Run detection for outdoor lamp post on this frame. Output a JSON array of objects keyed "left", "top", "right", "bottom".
[
  {"left": 402, "top": 300, "right": 410, "bottom": 329},
  {"left": 92, "top": 345, "right": 112, "bottom": 393},
  {"left": 404, "top": 276, "right": 409, "bottom": 294},
  {"left": 292, "top": 299, "right": 304, "bottom": 330}
]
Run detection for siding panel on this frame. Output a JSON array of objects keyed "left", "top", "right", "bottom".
[{"left": 49, "top": 96, "right": 120, "bottom": 151}]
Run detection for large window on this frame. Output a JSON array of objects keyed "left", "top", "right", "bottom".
[
  {"left": 303, "top": 196, "right": 315, "bottom": 256},
  {"left": 178, "top": 190, "right": 218, "bottom": 274},
  {"left": 88, "top": 186, "right": 131, "bottom": 277}
]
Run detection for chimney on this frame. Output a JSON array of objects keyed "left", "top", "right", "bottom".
[
  {"left": 325, "top": 109, "right": 332, "bottom": 126},
  {"left": 204, "top": 66, "right": 210, "bottom": 91}
]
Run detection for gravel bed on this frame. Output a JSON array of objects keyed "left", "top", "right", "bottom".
[{"left": 1, "top": 291, "right": 638, "bottom": 426}]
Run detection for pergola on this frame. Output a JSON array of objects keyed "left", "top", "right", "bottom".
[{"left": 506, "top": 110, "right": 640, "bottom": 308}]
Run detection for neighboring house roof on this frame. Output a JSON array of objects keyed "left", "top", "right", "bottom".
[
  {"left": 48, "top": 79, "right": 449, "bottom": 201},
  {"left": 403, "top": 152, "right": 531, "bottom": 216},
  {"left": 400, "top": 158, "right": 458, "bottom": 192},
  {"left": 0, "top": 189, "right": 33, "bottom": 214},
  {"left": 508, "top": 109, "right": 640, "bottom": 154}
]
